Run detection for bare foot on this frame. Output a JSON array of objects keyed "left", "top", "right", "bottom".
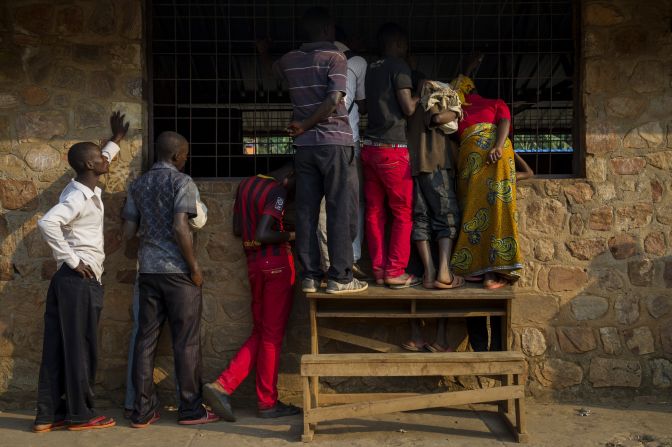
[
  {"left": 483, "top": 273, "right": 508, "bottom": 290},
  {"left": 423, "top": 270, "right": 436, "bottom": 289}
]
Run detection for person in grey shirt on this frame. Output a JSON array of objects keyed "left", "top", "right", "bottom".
[{"left": 122, "top": 131, "right": 219, "bottom": 428}]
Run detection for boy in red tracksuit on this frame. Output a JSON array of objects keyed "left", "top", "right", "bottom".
[{"left": 202, "top": 164, "right": 301, "bottom": 420}]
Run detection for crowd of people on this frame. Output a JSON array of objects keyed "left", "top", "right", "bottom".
[{"left": 31, "top": 6, "right": 531, "bottom": 433}]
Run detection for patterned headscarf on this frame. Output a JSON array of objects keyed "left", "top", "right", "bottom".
[{"left": 450, "top": 74, "right": 476, "bottom": 106}]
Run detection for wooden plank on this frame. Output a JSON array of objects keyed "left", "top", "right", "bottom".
[
  {"left": 306, "top": 283, "right": 519, "bottom": 300},
  {"left": 316, "top": 309, "right": 507, "bottom": 318},
  {"left": 305, "top": 385, "right": 525, "bottom": 424},
  {"left": 302, "top": 360, "right": 526, "bottom": 377},
  {"left": 319, "top": 393, "right": 421, "bottom": 405},
  {"left": 500, "top": 410, "right": 530, "bottom": 443},
  {"left": 302, "top": 352, "right": 525, "bottom": 364},
  {"left": 514, "top": 373, "right": 527, "bottom": 439},
  {"left": 302, "top": 376, "right": 314, "bottom": 442},
  {"left": 310, "top": 300, "right": 318, "bottom": 355},
  {"left": 318, "top": 327, "right": 404, "bottom": 353}
]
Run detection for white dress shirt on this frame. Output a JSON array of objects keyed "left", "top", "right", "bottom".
[
  {"left": 334, "top": 41, "right": 367, "bottom": 142},
  {"left": 38, "top": 141, "right": 120, "bottom": 282}
]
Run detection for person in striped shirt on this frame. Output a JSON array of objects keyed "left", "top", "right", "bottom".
[
  {"left": 273, "top": 6, "right": 368, "bottom": 295},
  {"left": 202, "top": 163, "right": 301, "bottom": 420}
]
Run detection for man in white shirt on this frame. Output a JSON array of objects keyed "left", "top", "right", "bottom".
[
  {"left": 33, "top": 111, "right": 129, "bottom": 433},
  {"left": 317, "top": 29, "right": 368, "bottom": 278}
]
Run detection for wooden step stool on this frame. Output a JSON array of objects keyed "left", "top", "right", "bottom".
[{"left": 301, "top": 351, "right": 528, "bottom": 443}]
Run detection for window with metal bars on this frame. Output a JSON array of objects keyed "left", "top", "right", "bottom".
[{"left": 149, "top": 0, "right": 581, "bottom": 178}]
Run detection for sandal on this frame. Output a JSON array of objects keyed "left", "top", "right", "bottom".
[
  {"left": 130, "top": 411, "right": 160, "bottom": 429},
  {"left": 433, "top": 273, "right": 465, "bottom": 289},
  {"left": 426, "top": 342, "right": 453, "bottom": 353},
  {"left": 386, "top": 274, "right": 422, "bottom": 289},
  {"left": 464, "top": 275, "right": 484, "bottom": 282},
  {"left": 401, "top": 340, "right": 427, "bottom": 352},
  {"left": 178, "top": 409, "right": 220, "bottom": 425},
  {"left": 68, "top": 416, "right": 116, "bottom": 431},
  {"left": 32, "top": 420, "right": 66, "bottom": 433}
]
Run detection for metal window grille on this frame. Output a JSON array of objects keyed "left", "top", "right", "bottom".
[{"left": 149, "top": 0, "right": 580, "bottom": 178}]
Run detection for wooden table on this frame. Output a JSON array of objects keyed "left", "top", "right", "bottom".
[
  {"left": 307, "top": 283, "right": 514, "bottom": 356},
  {"left": 302, "top": 283, "right": 527, "bottom": 442}
]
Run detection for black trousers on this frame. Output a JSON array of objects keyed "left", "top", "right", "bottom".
[
  {"left": 412, "top": 168, "right": 460, "bottom": 241},
  {"left": 35, "top": 265, "right": 103, "bottom": 424},
  {"left": 467, "top": 317, "right": 502, "bottom": 351},
  {"left": 295, "top": 145, "right": 358, "bottom": 283},
  {"left": 132, "top": 273, "right": 205, "bottom": 423}
]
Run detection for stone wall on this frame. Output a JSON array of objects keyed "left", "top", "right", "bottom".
[
  {"left": 0, "top": 0, "right": 671, "bottom": 409},
  {"left": 0, "top": 0, "right": 144, "bottom": 406}
]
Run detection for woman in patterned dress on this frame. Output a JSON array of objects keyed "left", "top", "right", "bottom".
[{"left": 449, "top": 74, "right": 526, "bottom": 289}]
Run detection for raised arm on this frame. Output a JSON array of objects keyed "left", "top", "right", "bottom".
[
  {"left": 101, "top": 111, "right": 130, "bottom": 162},
  {"left": 514, "top": 152, "right": 534, "bottom": 180},
  {"left": 395, "top": 88, "right": 419, "bottom": 117}
]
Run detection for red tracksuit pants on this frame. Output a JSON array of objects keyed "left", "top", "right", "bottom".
[
  {"left": 217, "top": 252, "right": 295, "bottom": 409},
  {"left": 361, "top": 145, "right": 414, "bottom": 279}
]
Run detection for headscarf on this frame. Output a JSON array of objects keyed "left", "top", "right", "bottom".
[{"left": 450, "top": 74, "right": 476, "bottom": 106}]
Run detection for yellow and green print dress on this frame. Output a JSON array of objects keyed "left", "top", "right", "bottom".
[{"left": 451, "top": 121, "right": 523, "bottom": 281}]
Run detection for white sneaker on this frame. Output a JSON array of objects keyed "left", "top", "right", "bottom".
[
  {"left": 326, "top": 278, "right": 369, "bottom": 294},
  {"left": 302, "top": 278, "right": 318, "bottom": 293}
]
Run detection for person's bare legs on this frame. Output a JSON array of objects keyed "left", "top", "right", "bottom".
[
  {"left": 435, "top": 238, "right": 464, "bottom": 288},
  {"left": 415, "top": 240, "right": 435, "bottom": 288},
  {"left": 402, "top": 319, "right": 426, "bottom": 351}
]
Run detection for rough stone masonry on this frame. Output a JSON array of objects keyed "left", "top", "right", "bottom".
[{"left": 0, "top": 0, "right": 670, "bottom": 408}]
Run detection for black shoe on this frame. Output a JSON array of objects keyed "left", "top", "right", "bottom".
[
  {"left": 257, "top": 401, "right": 302, "bottom": 419},
  {"left": 352, "top": 263, "right": 372, "bottom": 280},
  {"left": 202, "top": 383, "right": 236, "bottom": 422}
]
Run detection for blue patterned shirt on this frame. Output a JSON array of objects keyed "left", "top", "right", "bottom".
[{"left": 122, "top": 162, "right": 199, "bottom": 274}]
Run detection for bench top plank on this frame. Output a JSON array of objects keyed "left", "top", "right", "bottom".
[
  {"left": 306, "top": 283, "right": 516, "bottom": 300},
  {"left": 302, "top": 352, "right": 526, "bottom": 363}
]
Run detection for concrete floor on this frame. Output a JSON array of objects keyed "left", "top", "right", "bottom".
[{"left": 1, "top": 402, "right": 671, "bottom": 447}]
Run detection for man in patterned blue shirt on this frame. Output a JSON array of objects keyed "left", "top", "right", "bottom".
[{"left": 122, "top": 131, "right": 218, "bottom": 428}]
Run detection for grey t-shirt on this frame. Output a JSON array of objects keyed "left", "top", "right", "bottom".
[{"left": 364, "top": 56, "right": 413, "bottom": 144}]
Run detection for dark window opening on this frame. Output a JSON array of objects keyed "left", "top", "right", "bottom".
[{"left": 149, "top": 0, "right": 581, "bottom": 178}]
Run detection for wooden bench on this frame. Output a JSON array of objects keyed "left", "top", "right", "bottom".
[{"left": 301, "top": 351, "right": 527, "bottom": 443}]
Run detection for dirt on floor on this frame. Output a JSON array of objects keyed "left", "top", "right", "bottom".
[{"left": 0, "top": 402, "right": 671, "bottom": 447}]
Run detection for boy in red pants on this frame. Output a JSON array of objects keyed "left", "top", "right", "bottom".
[{"left": 203, "top": 163, "right": 301, "bottom": 420}]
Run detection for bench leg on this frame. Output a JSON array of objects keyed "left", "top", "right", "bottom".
[
  {"left": 302, "top": 376, "right": 315, "bottom": 442},
  {"left": 498, "top": 374, "right": 513, "bottom": 414},
  {"left": 310, "top": 376, "right": 319, "bottom": 408},
  {"left": 513, "top": 373, "right": 528, "bottom": 442}
]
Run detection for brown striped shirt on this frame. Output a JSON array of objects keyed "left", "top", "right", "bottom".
[{"left": 274, "top": 41, "right": 354, "bottom": 147}]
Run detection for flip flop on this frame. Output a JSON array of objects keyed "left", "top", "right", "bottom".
[
  {"left": 130, "top": 411, "right": 160, "bottom": 429},
  {"left": 68, "top": 416, "right": 116, "bottom": 431},
  {"left": 425, "top": 342, "right": 453, "bottom": 353},
  {"left": 401, "top": 340, "right": 427, "bottom": 352},
  {"left": 387, "top": 274, "right": 422, "bottom": 289},
  {"left": 433, "top": 274, "right": 465, "bottom": 289},
  {"left": 178, "top": 410, "right": 220, "bottom": 425},
  {"left": 32, "top": 420, "right": 66, "bottom": 433}
]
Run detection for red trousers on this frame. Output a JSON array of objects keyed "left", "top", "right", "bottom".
[
  {"left": 217, "top": 252, "right": 295, "bottom": 409},
  {"left": 361, "top": 145, "right": 414, "bottom": 279}
]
